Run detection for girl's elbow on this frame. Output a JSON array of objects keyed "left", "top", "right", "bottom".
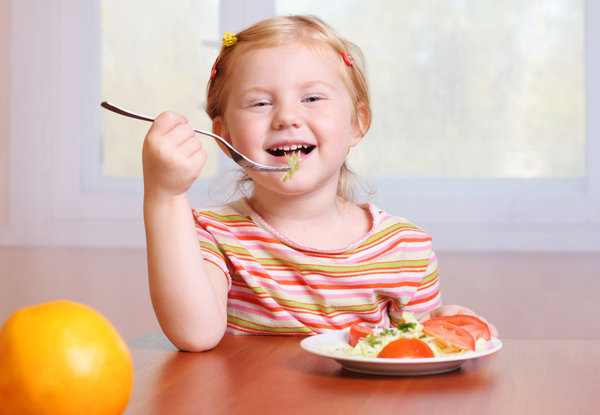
[
  {"left": 174, "top": 334, "right": 223, "bottom": 352},
  {"left": 168, "top": 324, "right": 227, "bottom": 352}
]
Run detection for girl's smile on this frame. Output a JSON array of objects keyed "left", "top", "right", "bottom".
[
  {"left": 266, "top": 143, "right": 315, "bottom": 157},
  {"left": 266, "top": 143, "right": 315, "bottom": 164}
]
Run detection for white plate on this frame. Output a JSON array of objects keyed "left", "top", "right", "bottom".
[{"left": 300, "top": 330, "right": 502, "bottom": 376}]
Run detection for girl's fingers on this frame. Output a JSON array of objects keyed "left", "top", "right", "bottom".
[
  {"left": 144, "top": 115, "right": 197, "bottom": 165},
  {"left": 488, "top": 323, "right": 499, "bottom": 338},
  {"left": 142, "top": 111, "right": 207, "bottom": 196},
  {"left": 149, "top": 111, "right": 189, "bottom": 136},
  {"left": 419, "top": 305, "right": 475, "bottom": 320},
  {"left": 176, "top": 133, "right": 203, "bottom": 155},
  {"left": 176, "top": 138, "right": 207, "bottom": 176},
  {"left": 168, "top": 123, "right": 196, "bottom": 146}
]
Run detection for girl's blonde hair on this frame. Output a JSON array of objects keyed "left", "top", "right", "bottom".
[{"left": 206, "top": 15, "right": 372, "bottom": 201}]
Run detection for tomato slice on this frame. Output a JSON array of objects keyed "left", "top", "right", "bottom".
[
  {"left": 377, "top": 338, "right": 434, "bottom": 358},
  {"left": 433, "top": 314, "right": 491, "bottom": 341},
  {"left": 348, "top": 324, "right": 374, "bottom": 346},
  {"left": 422, "top": 319, "right": 475, "bottom": 351}
]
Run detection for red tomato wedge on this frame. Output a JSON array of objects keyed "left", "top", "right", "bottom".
[
  {"left": 377, "top": 338, "right": 434, "bottom": 358},
  {"left": 422, "top": 319, "right": 475, "bottom": 351},
  {"left": 432, "top": 314, "right": 491, "bottom": 341},
  {"left": 348, "top": 325, "right": 374, "bottom": 346}
]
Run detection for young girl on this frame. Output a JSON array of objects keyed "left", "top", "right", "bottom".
[{"left": 142, "top": 15, "right": 497, "bottom": 352}]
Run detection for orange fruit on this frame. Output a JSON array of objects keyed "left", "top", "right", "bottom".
[{"left": 0, "top": 300, "right": 134, "bottom": 415}]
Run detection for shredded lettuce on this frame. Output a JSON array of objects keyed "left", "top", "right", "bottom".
[
  {"left": 397, "top": 321, "right": 417, "bottom": 332},
  {"left": 336, "top": 312, "right": 472, "bottom": 358},
  {"left": 281, "top": 151, "right": 301, "bottom": 182}
]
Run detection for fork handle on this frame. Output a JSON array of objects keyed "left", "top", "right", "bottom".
[
  {"left": 101, "top": 101, "right": 156, "bottom": 123},
  {"left": 101, "top": 100, "right": 241, "bottom": 160}
]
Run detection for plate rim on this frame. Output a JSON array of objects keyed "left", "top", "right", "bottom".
[{"left": 300, "top": 329, "right": 502, "bottom": 366}]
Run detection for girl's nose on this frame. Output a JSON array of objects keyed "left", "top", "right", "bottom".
[{"left": 272, "top": 101, "right": 301, "bottom": 129}]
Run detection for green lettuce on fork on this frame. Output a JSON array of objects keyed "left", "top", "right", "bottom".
[{"left": 281, "top": 151, "right": 301, "bottom": 182}]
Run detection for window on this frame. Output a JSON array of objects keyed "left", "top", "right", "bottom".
[
  {"left": 100, "top": 0, "right": 220, "bottom": 179},
  {"left": 278, "top": 0, "right": 586, "bottom": 180},
  {"left": 2, "top": 0, "right": 598, "bottom": 250},
  {"left": 100, "top": 0, "right": 586, "bottom": 181}
]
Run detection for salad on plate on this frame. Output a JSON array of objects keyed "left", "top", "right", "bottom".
[{"left": 339, "top": 311, "right": 492, "bottom": 359}]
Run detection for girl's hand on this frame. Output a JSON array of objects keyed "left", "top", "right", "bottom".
[
  {"left": 419, "top": 304, "right": 499, "bottom": 338},
  {"left": 142, "top": 111, "right": 207, "bottom": 199}
]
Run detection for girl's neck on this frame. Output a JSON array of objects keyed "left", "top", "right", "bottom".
[
  {"left": 250, "top": 185, "right": 338, "bottom": 222},
  {"left": 247, "top": 187, "right": 371, "bottom": 250}
]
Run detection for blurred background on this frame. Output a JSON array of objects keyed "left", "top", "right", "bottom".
[{"left": 1, "top": 0, "right": 598, "bottom": 341}]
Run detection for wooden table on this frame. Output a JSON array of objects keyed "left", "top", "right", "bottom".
[{"left": 125, "top": 334, "right": 599, "bottom": 414}]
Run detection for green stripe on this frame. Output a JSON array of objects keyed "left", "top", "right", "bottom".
[
  {"left": 363, "top": 222, "right": 422, "bottom": 245},
  {"left": 421, "top": 268, "right": 439, "bottom": 284},
  {"left": 201, "top": 211, "right": 250, "bottom": 223},
  {"left": 222, "top": 244, "right": 254, "bottom": 256},
  {"left": 275, "top": 297, "right": 380, "bottom": 314},
  {"left": 227, "top": 315, "right": 314, "bottom": 334},
  {"left": 199, "top": 241, "right": 225, "bottom": 258},
  {"left": 221, "top": 245, "right": 430, "bottom": 273},
  {"left": 257, "top": 258, "right": 430, "bottom": 273}
]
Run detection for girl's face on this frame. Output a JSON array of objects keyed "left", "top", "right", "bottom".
[{"left": 213, "top": 43, "right": 364, "bottom": 196}]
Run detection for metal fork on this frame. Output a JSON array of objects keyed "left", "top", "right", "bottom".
[{"left": 100, "top": 101, "right": 291, "bottom": 172}]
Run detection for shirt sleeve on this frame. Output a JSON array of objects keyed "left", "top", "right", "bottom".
[
  {"left": 192, "top": 209, "right": 232, "bottom": 289},
  {"left": 388, "top": 248, "right": 441, "bottom": 325}
]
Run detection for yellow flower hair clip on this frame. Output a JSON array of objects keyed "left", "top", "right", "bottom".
[{"left": 222, "top": 32, "right": 238, "bottom": 47}]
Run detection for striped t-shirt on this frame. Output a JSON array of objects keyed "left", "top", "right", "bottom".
[{"left": 193, "top": 198, "right": 441, "bottom": 335}]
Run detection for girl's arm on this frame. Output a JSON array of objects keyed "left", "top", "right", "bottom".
[{"left": 142, "top": 112, "right": 228, "bottom": 352}]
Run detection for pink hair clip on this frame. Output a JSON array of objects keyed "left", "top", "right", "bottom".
[
  {"left": 210, "top": 57, "right": 219, "bottom": 80},
  {"left": 342, "top": 52, "right": 354, "bottom": 66}
]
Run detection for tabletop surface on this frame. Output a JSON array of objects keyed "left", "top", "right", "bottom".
[{"left": 125, "top": 333, "right": 599, "bottom": 415}]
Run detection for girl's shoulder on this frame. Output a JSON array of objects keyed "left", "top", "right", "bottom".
[
  {"left": 361, "top": 203, "right": 433, "bottom": 246},
  {"left": 192, "top": 199, "right": 253, "bottom": 224},
  {"left": 362, "top": 203, "right": 426, "bottom": 230}
]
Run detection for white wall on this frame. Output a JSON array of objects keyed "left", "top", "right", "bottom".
[{"left": 0, "top": 0, "right": 9, "bottom": 229}]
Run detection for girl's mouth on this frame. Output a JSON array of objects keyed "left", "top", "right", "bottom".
[{"left": 266, "top": 144, "right": 315, "bottom": 158}]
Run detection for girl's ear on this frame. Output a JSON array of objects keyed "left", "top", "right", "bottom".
[
  {"left": 350, "top": 103, "right": 371, "bottom": 147},
  {"left": 212, "top": 116, "right": 234, "bottom": 158},
  {"left": 212, "top": 116, "right": 230, "bottom": 141}
]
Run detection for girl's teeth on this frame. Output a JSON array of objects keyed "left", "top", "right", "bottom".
[
  {"left": 267, "top": 144, "right": 314, "bottom": 157},
  {"left": 274, "top": 144, "right": 306, "bottom": 151}
]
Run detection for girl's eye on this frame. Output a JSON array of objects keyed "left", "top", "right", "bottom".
[
  {"left": 246, "top": 99, "right": 271, "bottom": 108},
  {"left": 303, "top": 96, "right": 322, "bottom": 103}
]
